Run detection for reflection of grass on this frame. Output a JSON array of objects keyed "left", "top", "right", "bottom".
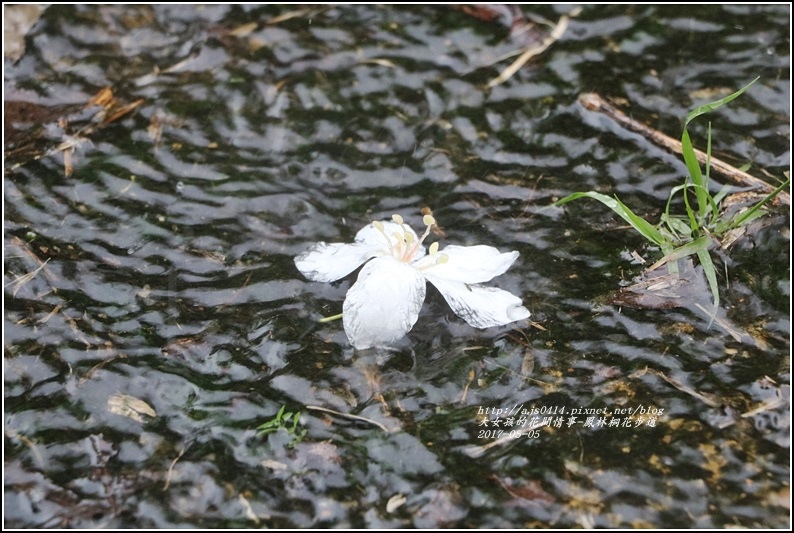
[
  {"left": 556, "top": 78, "right": 790, "bottom": 315},
  {"left": 257, "top": 405, "right": 307, "bottom": 448}
]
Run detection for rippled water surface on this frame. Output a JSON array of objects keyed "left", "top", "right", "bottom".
[{"left": 4, "top": 4, "right": 790, "bottom": 528}]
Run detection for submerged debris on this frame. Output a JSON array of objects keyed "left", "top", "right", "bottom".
[
  {"left": 5, "top": 86, "right": 143, "bottom": 176},
  {"left": 603, "top": 258, "right": 709, "bottom": 310}
]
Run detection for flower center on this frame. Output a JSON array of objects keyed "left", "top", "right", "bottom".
[{"left": 372, "top": 214, "right": 449, "bottom": 268}]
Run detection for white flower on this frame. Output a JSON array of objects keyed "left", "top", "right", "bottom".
[{"left": 295, "top": 214, "right": 531, "bottom": 349}]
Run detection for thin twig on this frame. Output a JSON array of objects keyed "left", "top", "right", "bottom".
[
  {"left": 5, "top": 258, "right": 51, "bottom": 296},
  {"left": 37, "top": 303, "right": 63, "bottom": 324},
  {"left": 741, "top": 395, "right": 785, "bottom": 418},
  {"left": 693, "top": 303, "right": 744, "bottom": 342},
  {"left": 163, "top": 446, "right": 186, "bottom": 491},
  {"left": 487, "top": 12, "right": 573, "bottom": 89},
  {"left": 459, "top": 368, "right": 476, "bottom": 403},
  {"left": 641, "top": 368, "right": 722, "bottom": 408},
  {"left": 305, "top": 405, "right": 392, "bottom": 433},
  {"left": 578, "top": 92, "right": 791, "bottom": 206},
  {"left": 6, "top": 429, "right": 47, "bottom": 470}
]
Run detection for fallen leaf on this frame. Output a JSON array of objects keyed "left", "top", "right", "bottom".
[
  {"left": 107, "top": 394, "right": 157, "bottom": 422},
  {"left": 88, "top": 86, "right": 115, "bottom": 108},
  {"left": 4, "top": 4, "right": 48, "bottom": 62},
  {"left": 386, "top": 493, "right": 407, "bottom": 513}
]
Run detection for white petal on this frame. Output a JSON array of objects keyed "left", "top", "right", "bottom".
[
  {"left": 355, "top": 220, "right": 426, "bottom": 261},
  {"left": 355, "top": 220, "right": 405, "bottom": 245},
  {"left": 294, "top": 242, "right": 377, "bottom": 282},
  {"left": 343, "top": 256, "right": 426, "bottom": 349},
  {"left": 420, "top": 245, "right": 520, "bottom": 283},
  {"left": 424, "top": 274, "right": 530, "bottom": 329}
]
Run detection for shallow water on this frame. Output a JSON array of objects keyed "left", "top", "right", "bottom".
[{"left": 4, "top": 4, "right": 790, "bottom": 528}]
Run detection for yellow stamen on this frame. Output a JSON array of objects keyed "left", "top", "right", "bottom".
[
  {"left": 374, "top": 214, "right": 444, "bottom": 263},
  {"left": 372, "top": 220, "right": 395, "bottom": 256},
  {"left": 405, "top": 214, "right": 436, "bottom": 261},
  {"left": 392, "top": 231, "right": 405, "bottom": 256}
]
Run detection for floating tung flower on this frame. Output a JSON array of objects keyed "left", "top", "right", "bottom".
[{"left": 295, "top": 214, "right": 531, "bottom": 349}]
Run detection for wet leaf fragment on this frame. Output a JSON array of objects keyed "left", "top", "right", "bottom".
[
  {"left": 107, "top": 394, "right": 157, "bottom": 422},
  {"left": 4, "top": 4, "right": 48, "bottom": 63},
  {"left": 5, "top": 86, "right": 143, "bottom": 175},
  {"left": 386, "top": 493, "right": 407, "bottom": 513},
  {"left": 86, "top": 86, "right": 144, "bottom": 126}
]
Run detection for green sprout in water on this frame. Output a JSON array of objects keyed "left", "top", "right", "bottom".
[
  {"left": 257, "top": 405, "right": 307, "bottom": 448},
  {"left": 556, "top": 77, "right": 790, "bottom": 318}
]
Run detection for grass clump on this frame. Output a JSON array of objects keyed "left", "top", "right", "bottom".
[
  {"left": 556, "top": 77, "right": 790, "bottom": 315},
  {"left": 257, "top": 405, "right": 307, "bottom": 448}
]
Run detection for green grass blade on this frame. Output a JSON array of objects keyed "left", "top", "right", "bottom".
[
  {"left": 648, "top": 235, "right": 712, "bottom": 271},
  {"left": 696, "top": 247, "right": 720, "bottom": 321},
  {"left": 684, "top": 77, "right": 760, "bottom": 127},
  {"left": 661, "top": 213, "right": 692, "bottom": 238},
  {"left": 660, "top": 242, "right": 679, "bottom": 276},
  {"left": 722, "top": 210, "right": 768, "bottom": 234},
  {"left": 711, "top": 184, "right": 733, "bottom": 207},
  {"left": 663, "top": 188, "right": 677, "bottom": 236},
  {"left": 682, "top": 78, "right": 759, "bottom": 220},
  {"left": 705, "top": 122, "right": 719, "bottom": 221},
  {"left": 705, "top": 122, "right": 712, "bottom": 185},
  {"left": 680, "top": 174, "right": 700, "bottom": 232},
  {"left": 726, "top": 177, "right": 791, "bottom": 230},
  {"left": 553, "top": 191, "right": 613, "bottom": 207},
  {"left": 612, "top": 196, "right": 667, "bottom": 246},
  {"left": 681, "top": 128, "right": 709, "bottom": 219},
  {"left": 555, "top": 191, "right": 666, "bottom": 246}
]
